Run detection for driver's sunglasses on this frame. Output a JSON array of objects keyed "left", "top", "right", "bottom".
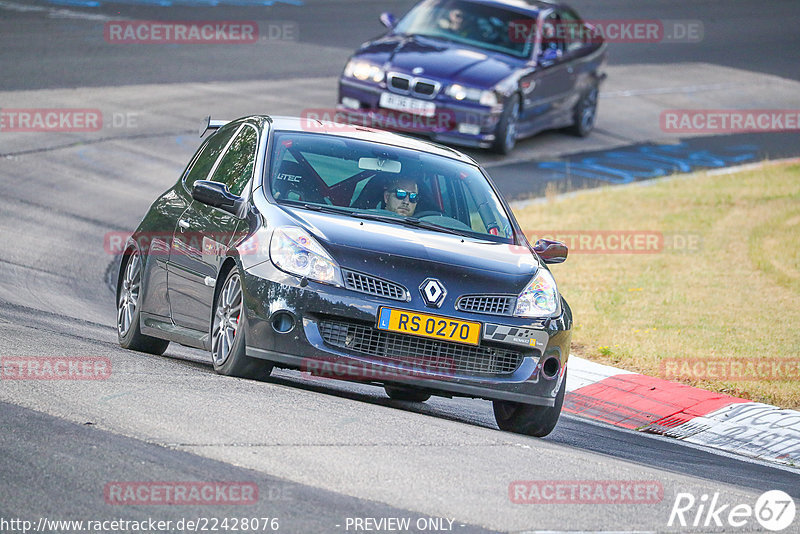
[{"left": 393, "top": 189, "right": 418, "bottom": 203}]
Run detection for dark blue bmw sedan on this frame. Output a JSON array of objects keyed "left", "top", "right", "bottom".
[{"left": 337, "top": 0, "right": 607, "bottom": 154}]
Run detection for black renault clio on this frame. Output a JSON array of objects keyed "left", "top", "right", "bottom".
[{"left": 116, "top": 115, "right": 572, "bottom": 437}]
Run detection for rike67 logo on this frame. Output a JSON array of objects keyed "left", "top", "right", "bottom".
[{"left": 669, "top": 490, "right": 796, "bottom": 531}]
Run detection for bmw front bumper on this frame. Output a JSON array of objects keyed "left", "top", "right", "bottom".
[{"left": 337, "top": 78, "right": 503, "bottom": 150}]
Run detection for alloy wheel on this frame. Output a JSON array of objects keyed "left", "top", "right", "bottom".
[
  {"left": 212, "top": 273, "right": 242, "bottom": 366},
  {"left": 117, "top": 250, "right": 141, "bottom": 336}
]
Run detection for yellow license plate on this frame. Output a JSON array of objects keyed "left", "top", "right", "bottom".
[{"left": 376, "top": 307, "right": 481, "bottom": 346}]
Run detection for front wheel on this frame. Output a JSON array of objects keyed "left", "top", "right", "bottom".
[
  {"left": 211, "top": 269, "right": 273, "bottom": 380},
  {"left": 568, "top": 85, "right": 598, "bottom": 137},
  {"left": 117, "top": 248, "right": 169, "bottom": 355},
  {"left": 492, "top": 94, "right": 520, "bottom": 155},
  {"left": 493, "top": 370, "right": 566, "bottom": 437}
]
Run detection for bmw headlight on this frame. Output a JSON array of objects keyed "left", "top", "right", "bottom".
[
  {"left": 514, "top": 269, "right": 559, "bottom": 317},
  {"left": 344, "top": 59, "right": 385, "bottom": 83},
  {"left": 270, "top": 227, "right": 343, "bottom": 286},
  {"left": 445, "top": 84, "right": 498, "bottom": 106}
]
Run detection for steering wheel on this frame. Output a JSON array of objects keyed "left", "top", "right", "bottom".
[{"left": 414, "top": 210, "right": 444, "bottom": 218}]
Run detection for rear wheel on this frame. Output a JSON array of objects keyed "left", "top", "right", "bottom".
[
  {"left": 117, "top": 248, "right": 169, "bottom": 355},
  {"left": 211, "top": 269, "right": 273, "bottom": 380},
  {"left": 493, "top": 370, "right": 566, "bottom": 437},
  {"left": 384, "top": 385, "right": 431, "bottom": 403},
  {"left": 492, "top": 94, "right": 520, "bottom": 155}
]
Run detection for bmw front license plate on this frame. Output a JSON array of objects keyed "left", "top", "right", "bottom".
[
  {"left": 377, "top": 307, "right": 481, "bottom": 346},
  {"left": 379, "top": 92, "right": 436, "bottom": 117}
]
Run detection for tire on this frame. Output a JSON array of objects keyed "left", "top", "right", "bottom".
[
  {"left": 211, "top": 269, "right": 273, "bottom": 380},
  {"left": 117, "top": 248, "right": 170, "bottom": 355},
  {"left": 384, "top": 385, "right": 431, "bottom": 403},
  {"left": 568, "top": 84, "right": 598, "bottom": 137},
  {"left": 492, "top": 370, "right": 566, "bottom": 437},
  {"left": 492, "top": 94, "right": 520, "bottom": 155}
]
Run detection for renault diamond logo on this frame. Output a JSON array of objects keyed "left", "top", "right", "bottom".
[{"left": 420, "top": 278, "right": 446, "bottom": 308}]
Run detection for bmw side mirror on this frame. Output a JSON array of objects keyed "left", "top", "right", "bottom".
[
  {"left": 192, "top": 180, "right": 244, "bottom": 217},
  {"left": 380, "top": 12, "right": 397, "bottom": 29},
  {"left": 533, "top": 239, "right": 568, "bottom": 264}
]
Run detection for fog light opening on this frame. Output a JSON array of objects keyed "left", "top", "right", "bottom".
[
  {"left": 542, "top": 356, "right": 560, "bottom": 379},
  {"left": 271, "top": 311, "right": 295, "bottom": 333}
]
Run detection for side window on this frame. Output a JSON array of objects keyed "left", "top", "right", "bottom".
[
  {"left": 540, "top": 12, "right": 564, "bottom": 61},
  {"left": 183, "top": 126, "right": 237, "bottom": 191},
  {"left": 209, "top": 125, "right": 258, "bottom": 196},
  {"left": 559, "top": 9, "right": 585, "bottom": 54}
]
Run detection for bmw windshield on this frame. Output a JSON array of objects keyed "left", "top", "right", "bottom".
[
  {"left": 267, "top": 131, "right": 516, "bottom": 243},
  {"left": 393, "top": 0, "right": 536, "bottom": 59}
]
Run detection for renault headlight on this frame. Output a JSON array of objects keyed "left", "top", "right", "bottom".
[
  {"left": 445, "top": 84, "right": 498, "bottom": 106},
  {"left": 270, "top": 227, "right": 343, "bottom": 286},
  {"left": 514, "top": 269, "right": 559, "bottom": 317},
  {"left": 344, "top": 60, "right": 385, "bottom": 83}
]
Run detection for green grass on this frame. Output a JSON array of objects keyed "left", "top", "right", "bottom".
[{"left": 513, "top": 162, "right": 800, "bottom": 408}]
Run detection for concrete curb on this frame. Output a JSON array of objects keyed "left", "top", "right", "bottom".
[{"left": 566, "top": 355, "right": 800, "bottom": 469}]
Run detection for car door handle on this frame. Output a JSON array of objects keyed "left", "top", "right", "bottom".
[{"left": 178, "top": 219, "right": 190, "bottom": 231}]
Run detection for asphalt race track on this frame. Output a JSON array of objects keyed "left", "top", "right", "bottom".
[{"left": 1, "top": 0, "right": 799, "bottom": 532}]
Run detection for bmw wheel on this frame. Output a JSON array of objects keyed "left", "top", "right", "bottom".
[
  {"left": 568, "top": 85, "right": 598, "bottom": 137},
  {"left": 492, "top": 94, "right": 520, "bottom": 155},
  {"left": 117, "top": 248, "right": 169, "bottom": 355},
  {"left": 211, "top": 269, "right": 273, "bottom": 379},
  {"left": 492, "top": 369, "right": 566, "bottom": 437}
]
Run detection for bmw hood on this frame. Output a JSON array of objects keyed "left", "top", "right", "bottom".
[{"left": 354, "top": 35, "right": 519, "bottom": 89}]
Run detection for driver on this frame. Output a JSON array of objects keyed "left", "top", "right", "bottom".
[
  {"left": 383, "top": 177, "right": 419, "bottom": 217},
  {"left": 438, "top": 8, "right": 471, "bottom": 38}
]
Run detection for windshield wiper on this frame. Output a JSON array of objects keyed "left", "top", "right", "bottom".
[
  {"left": 284, "top": 202, "right": 354, "bottom": 216},
  {"left": 284, "top": 203, "right": 476, "bottom": 238},
  {"left": 410, "top": 218, "right": 474, "bottom": 237},
  {"left": 350, "top": 212, "right": 473, "bottom": 238}
]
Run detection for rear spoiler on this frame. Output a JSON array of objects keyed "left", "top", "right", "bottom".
[{"left": 200, "top": 116, "right": 230, "bottom": 137}]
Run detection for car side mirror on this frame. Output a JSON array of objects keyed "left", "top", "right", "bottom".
[
  {"left": 380, "top": 12, "right": 397, "bottom": 29},
  {"left": 192, "top": 180, "right": 244, "bottom": 217},
  {"left": 533, "top": 239, "right": 568, "bottom": 264}
]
